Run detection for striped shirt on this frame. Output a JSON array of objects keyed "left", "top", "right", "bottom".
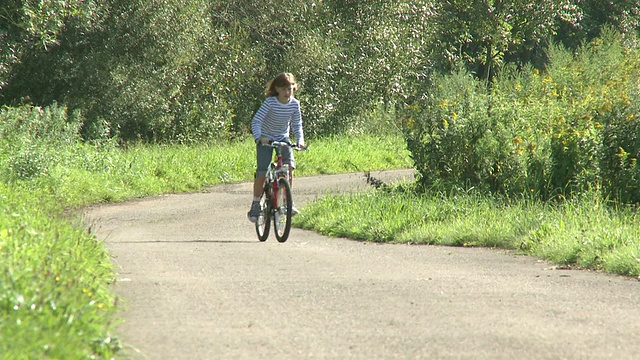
[{"left": 251, "top": 96, "right": 304, "bottom": 145}]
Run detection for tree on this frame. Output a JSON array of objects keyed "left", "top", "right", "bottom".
[
  {"left": 0, "top": 0, "right": 95, "bottom": 94},
  {"left": 429, "top": 0, "right": 582, "bottom": 80}
]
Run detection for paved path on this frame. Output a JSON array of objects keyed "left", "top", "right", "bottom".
[{"left": 83, "top": 170, "right": 640, "bottom": 360}]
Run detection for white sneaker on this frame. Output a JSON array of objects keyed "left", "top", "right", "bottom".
[{"left": 247, "top": 201, "right": 260, "bottom": 223}]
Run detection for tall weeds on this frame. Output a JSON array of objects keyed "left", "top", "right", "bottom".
[{"left": 403, "top": 29, "right": 640, "bottom": 206}]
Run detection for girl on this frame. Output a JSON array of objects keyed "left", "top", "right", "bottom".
[{"left": 248, "top": 73, "right": 306, "bottom": 223}]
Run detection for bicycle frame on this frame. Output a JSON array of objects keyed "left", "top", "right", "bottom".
[
  {"left": 265, "top": 143, "right": 291, "bottom": 208},
  {"left": 256, "top": 141, "right": 303, "bottom": 243}
]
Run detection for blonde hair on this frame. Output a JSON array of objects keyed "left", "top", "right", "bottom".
[{"left": 265, "top": 73, "right": 298, "bottom": 97}]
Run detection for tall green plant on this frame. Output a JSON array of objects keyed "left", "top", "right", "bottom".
[
  {"left": 404, "top": 29, "right": 640, "bottom": 205},
  {"left": 404, "top": 69, "right": 494, "bottom": 190},
  {"left": 0, "top": 1, "right": 97, "bottom": 93}
]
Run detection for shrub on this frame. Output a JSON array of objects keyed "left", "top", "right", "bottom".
[
  {"left": 403, "top": 30, "right": 640, "bottom": 205},
  {"left": 0, "top": 103, "right": 87, "bottom": 181}
]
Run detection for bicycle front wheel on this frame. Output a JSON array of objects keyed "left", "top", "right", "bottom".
[
  {"left": 255, "top": 190, "right": 271, "bottom": 242},
  {"left": 273, "top": 178, "right": 293, "bottom": 243}
]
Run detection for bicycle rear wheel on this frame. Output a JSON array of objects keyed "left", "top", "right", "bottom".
[
  {"left": 273, "top": 178, "right": 293, "bottom": 243},
  {"left": 255, "top": 190, "right": 271, "bottom": 242}
]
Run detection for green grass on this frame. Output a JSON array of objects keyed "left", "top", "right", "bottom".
[
  {"left": 294, "top": 185, "right": 640, "bottom": 277},
  {"left": 0, "top": 183, "right": 119, "bottom": 358},
  {"left": 29, "top": 134, "right": 411, "bottom": 207}
]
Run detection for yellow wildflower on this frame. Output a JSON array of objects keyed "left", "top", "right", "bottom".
[
  {"left": 599, "top": 103, "right": 612, "bottom": 112},
  {"left": 406, "top": 117, "right": 415, "bottom": 128}
]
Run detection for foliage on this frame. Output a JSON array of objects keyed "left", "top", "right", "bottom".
[
  {"left": 574, "top": 0, "right": 640, "bottom": 44},
  {"left": 4, "top": 1, "right": 636, "bottom": 143},
  {"left": 1, "top": 0, "right": 435, "bottom": 143},
  {"left": 0, "top": 103, "right": 84, "bottom": 180},
  {"left": 0, "top": 184, "right": 120, "bottom": 358},
  {"left": 598, "top": 83, "right": 640, "bottom": 205},
  {"left": 428, "top": 0, "right": 582, "bottom": 80},
  {"left": 403, "top": 29, "right": 640, "bottom": 205},
  {"left": 403, "top": 69, "right": 497, "bottom": 191},
  {"left": 0, "top": 104, "right": 119, "bottom": 358},
  {"left": 0, "top": 106, "right": 120, "bottom": 358},
  {"left": 0, "top": 0, "right": 97, "bottom": 95}
]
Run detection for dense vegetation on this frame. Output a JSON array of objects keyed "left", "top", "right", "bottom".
[
  {"left": 404, "top": 29, "right": 640, "bottom": 204},
  {"left": 2, "top": 1, "right": 639, "bottom": 141},
  {"left": 1, "top": 1, "right": 640, "bottom": 358}
]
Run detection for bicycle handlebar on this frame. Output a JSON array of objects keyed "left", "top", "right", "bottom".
[{"left": 262, "top": 140, "right": 306, "bottom": 151}]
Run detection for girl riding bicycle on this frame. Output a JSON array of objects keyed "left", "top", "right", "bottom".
[{"left": 248, "top": 73, "right": 306, "bottom": 223}]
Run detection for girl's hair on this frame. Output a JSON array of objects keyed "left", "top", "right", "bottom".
[{"left": 265, "top": 73, "right": 298, "bottom": 97}]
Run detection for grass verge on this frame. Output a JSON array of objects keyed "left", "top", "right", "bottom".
[
  {"left": 294, "top": 184, "right": 640, "bottom": 278},
  {"left": 0, "top": 183, "right": 119, "bottom": 358}
]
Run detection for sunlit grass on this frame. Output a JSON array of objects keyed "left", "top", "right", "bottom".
[
  {"left": 0, "top": 183, "right": 119, "bottom": 358},
  {"left": 294, "top": 186, "right": 640, "bottom": 277},
  {"left": 295, "top": 134, "right": 412, "bottom": 175},
  {"left": 522, "top": 194, "right": 640, "bottom": 275},
  {"left": 33, "top": 134, "right": 410, "bottom": 208}
]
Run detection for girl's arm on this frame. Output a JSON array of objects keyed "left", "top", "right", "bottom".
[
  {"left": 251, "top": 100, "right": 270, "bottom": 141},
  {"left": 291, "top": 102, "right": 304, "bottom": 146}
]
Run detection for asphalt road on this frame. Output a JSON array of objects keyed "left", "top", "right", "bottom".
[{"left": 83, "top": 170, "right": 640, "bottom": 360}]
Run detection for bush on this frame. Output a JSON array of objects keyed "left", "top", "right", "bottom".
[
  {"left": 403, "top": 30, "right": 640, "bottom": 205},
  {"left": 599, "top": 95, "right": 640, "bottom": 205},
  {"left": 0, "top": 103, "right": 90, "bottom": 181}
]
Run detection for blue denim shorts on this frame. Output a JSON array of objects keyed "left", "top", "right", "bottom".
[{"left": 255, "top": 141, "right": 295, "bottom": 178}]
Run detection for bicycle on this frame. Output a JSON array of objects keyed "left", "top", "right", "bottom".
[{"left": 255, "top": 141, "right": 305, "bottom": 243}]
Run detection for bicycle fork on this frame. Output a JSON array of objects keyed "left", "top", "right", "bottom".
[{"left": 270, "top": 165, "right": 289, "bottom": 210}]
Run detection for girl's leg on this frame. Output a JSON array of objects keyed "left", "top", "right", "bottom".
[
  {"left": 248, "top": 177, "right": 265, "bottom": 223},
  {"left": 249, "top": 144, "right": 272, "bottom": 222},
  {"left": 253, "top": 176, "right": 266, "bottom": 198},
  {"left": 253, "top": 143, "right": 272, "bottom": 198},
  {"left": 282, "top": 144, "right": 295, "bottom": 187}
]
